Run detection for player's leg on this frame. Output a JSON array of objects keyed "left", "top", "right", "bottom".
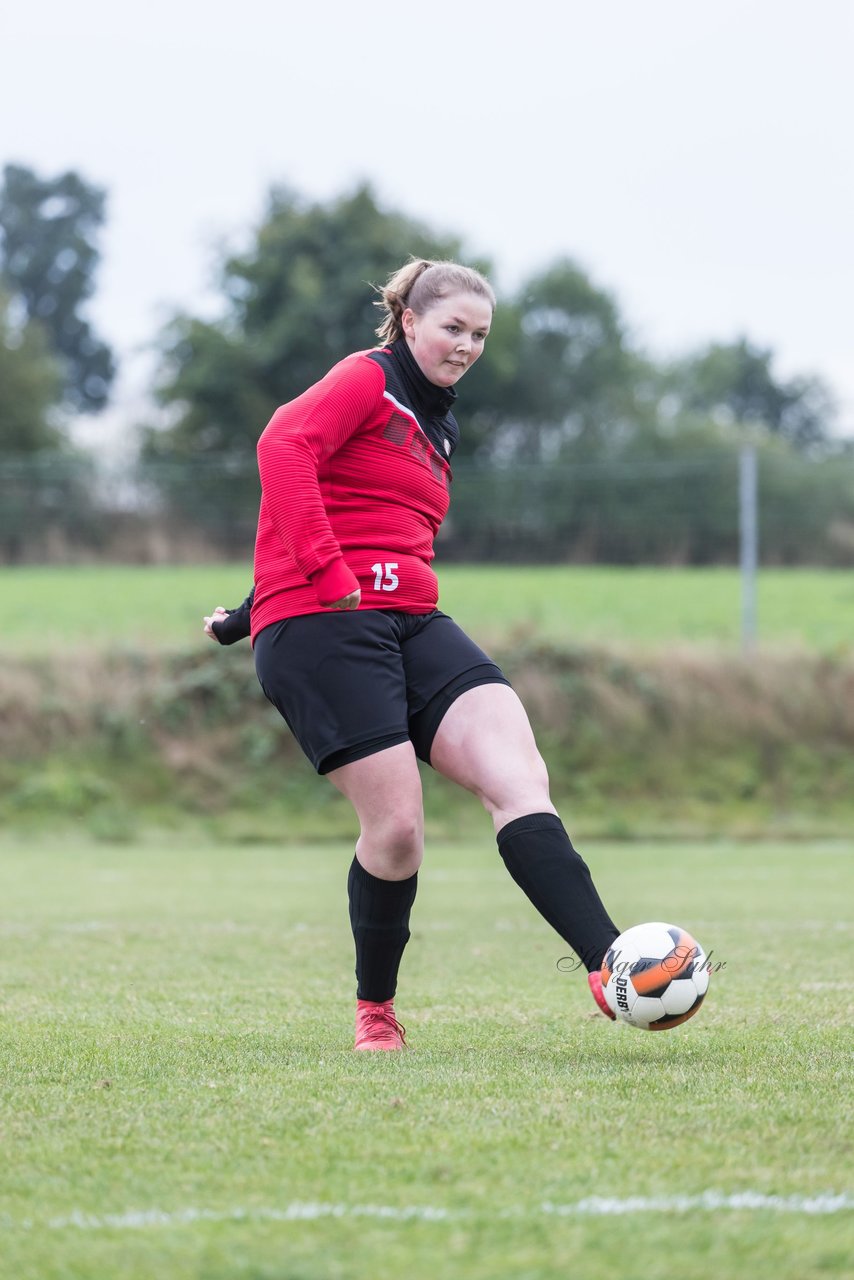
[
  {"left": 327, "top": 740, "right": 424, "bottom": 881},
  {"left": 425, "top": 680, "right": 555, "bottom": 832},
  {"left": 254, "top": 612, "right": 420, "bottom": 1048},
  {"left": 427, "top": 682, "right": 619, "bottom": 1004},
  {"left": 401, "top": 614, "right": 619, "bottom": 1000},
  {"left": 327, "top": 743, "right": 421, "bottom": 1049}
]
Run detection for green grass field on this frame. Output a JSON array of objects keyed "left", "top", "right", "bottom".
[
  {"left": 1, "top": 834, "right": 851, "bottom": 1279},
  {"left": 3, "top": 563, "right": 854, "bottom": 652}
]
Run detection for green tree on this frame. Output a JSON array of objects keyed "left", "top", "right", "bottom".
[
  {"left": 0, "top": 163, "right": 115, "bottom": 413},
  {"left": 143, "top": 184, "right": 482, "bottom": 548},
  {"left": 666, "top": 338, "right": 834, "bottom": 449},
  {"left": 0, "top": 288, "right": 102, "bottom": 560},
  {"left": 480, "top": 260, "right": 655, "bottom": 462},
  {"left": 147, "top": 189, "right": 658, "bottom": 473},
  {"left": 149, "top": 183, "right": 467, "bottom": 462},
  {"left": 0, "top": 288, "right": 63, "bottom": 450}
]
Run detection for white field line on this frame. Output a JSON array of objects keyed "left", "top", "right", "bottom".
[
  {"left": 2, "top": 1192, "right": 851, "bottom": 1233},
  {"left": 541, "top": 1191, "right": 854, "bottom": 1216}
]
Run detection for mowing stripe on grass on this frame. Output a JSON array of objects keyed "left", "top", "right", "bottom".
[{"left": 3, "top": 1192, "right": 850, "bottom": 1233}]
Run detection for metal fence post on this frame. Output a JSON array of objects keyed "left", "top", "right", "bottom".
[{"left": 739, "top": 444, "right": 758, "bottom": 650}]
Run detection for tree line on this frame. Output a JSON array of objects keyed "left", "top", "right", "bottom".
[{"left": 1, "top": 162, "right": 852, "bottom": 564}]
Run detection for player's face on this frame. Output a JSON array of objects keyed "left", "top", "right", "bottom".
[{"left": 402, "top": 292, "right": 492, "bottom": 388}]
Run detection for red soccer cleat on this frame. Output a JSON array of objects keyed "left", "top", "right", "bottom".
[
  {"left": 588, "top": 969, "right": 616, "bottom": 1020},
  {"left": 354, "top": 999, "right": 407, "bottom": 1051}
]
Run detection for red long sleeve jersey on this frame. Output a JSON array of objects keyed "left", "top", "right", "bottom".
[{"left": 251, "top": 341, "right": 459, "bottom": 641}]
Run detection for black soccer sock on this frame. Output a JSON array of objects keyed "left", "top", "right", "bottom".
[
  {"left": 348, "top": 856, "right": 418, "bottom": 1003},
  {"left": 497, "top": 812, "right": 620, "bottom": 972}
]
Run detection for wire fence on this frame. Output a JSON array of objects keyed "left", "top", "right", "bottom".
[{"left": 1, "top": 446, "right": 853, "bottom": 568}]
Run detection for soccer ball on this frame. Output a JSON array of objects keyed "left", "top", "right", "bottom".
[{"left": 601, "top": 922, "right": 711, "bottom": 1030}]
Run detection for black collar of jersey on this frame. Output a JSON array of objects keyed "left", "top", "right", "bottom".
[
  {"left": 368, "top": 339, "right": 460, "bottom": 459},
  {"left": 389, "top": 338, "right": 458, "bottom": 419}
]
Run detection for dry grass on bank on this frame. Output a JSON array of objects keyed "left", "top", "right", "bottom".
[{"left": 2, "top": 643, "right": 853, "bottom": 838}]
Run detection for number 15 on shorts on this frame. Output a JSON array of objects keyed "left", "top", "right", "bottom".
[{"left": 371, "top": 562, "right": 399, "bottom": 592}]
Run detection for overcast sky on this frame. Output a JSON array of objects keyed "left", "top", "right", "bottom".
[{"left": 2, "top": 0, "right": 852, "bottom": 445}]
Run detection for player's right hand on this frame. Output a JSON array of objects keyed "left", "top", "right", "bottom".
[
  {"left": 327, "top": 589, "right": 361, "bottom": 611},
  {"left": 203, "top": 606, "right": 229, "bottom": 640}
]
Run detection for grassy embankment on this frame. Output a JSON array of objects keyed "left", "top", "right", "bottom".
[{"left": 2, "top": 565, "right": 853, "bottom": 837}]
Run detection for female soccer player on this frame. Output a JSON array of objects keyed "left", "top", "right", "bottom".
[{"left": 204, "top": 259, "right": 620, "bottom": 1049}]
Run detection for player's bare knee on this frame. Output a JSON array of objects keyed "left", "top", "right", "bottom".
[{"left": 375, "top": 809, "right": 424, "bottom": 863}]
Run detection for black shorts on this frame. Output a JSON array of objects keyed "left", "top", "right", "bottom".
[{"left": 253, "top": 609, "right": 510, "bottom": 774}]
